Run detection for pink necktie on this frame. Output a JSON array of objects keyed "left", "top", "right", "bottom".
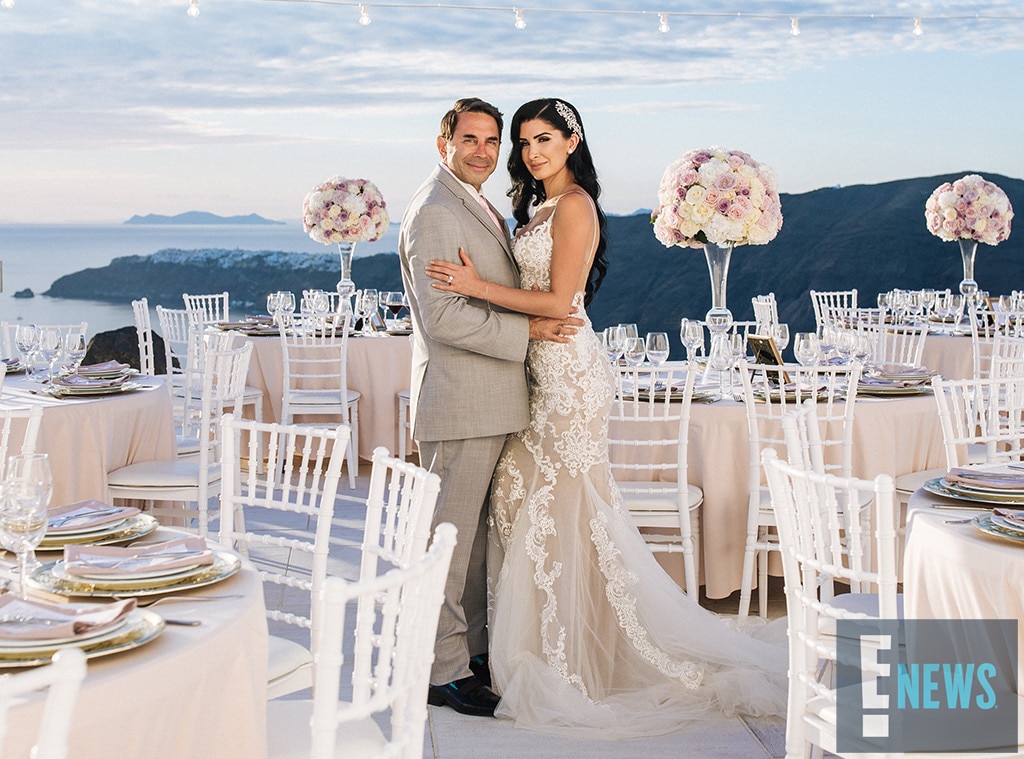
[{"left": 477, "top": 195, "right": 503, "bottom": 230}]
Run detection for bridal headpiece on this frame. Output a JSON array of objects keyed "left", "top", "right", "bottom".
[{"left": 553, "top": 100, "right": 583, "bottom": 142}]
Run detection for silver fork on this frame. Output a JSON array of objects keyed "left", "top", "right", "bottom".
[{"left": 120, "top": 593, "right": 244, "bottom": 608}]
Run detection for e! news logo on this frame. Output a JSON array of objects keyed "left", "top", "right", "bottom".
[{"left": 837, "top": 619, "right": 1017, "bottom": 754}]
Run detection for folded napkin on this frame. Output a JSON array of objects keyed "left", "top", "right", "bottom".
[
  {"left": 77, "top": 360, "right": 131, "bottom": 376},
  {"left": 859, "top": 376, "right": 929, "bottom": 388},
  {"left": 946, "top": 467, "right": 1024, "bottom": 491},
  {"left": 0, "top": 595, "right": 135, "bottom": 641},
  {"left": 53, "top": 373, "right": 131, "bottom": 389},
  {"left": 993, "top": 508, "right": 1024, "bottom": 529},
  {"left": 870, "top": 363, "right": 933, "bottom": 376},
  {"left": 47, "top": 500, "right": 139, "bottom": 534},
  {"left": 63, "top": 536, "right": 214, "bottom": 578}
]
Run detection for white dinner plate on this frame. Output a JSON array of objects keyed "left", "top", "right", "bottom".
[
  {"left": 923, "top": 477, "right": 1024, "bottom": 506},
  {"left": 54, "top": 557, "right": 212, "bottom": 584},
  {"left": 48, "top": 381, "right": 141, "bottom": 398},
  {"left": 0, "top": 616, "right": 130, "bottom": 649},
  {"left": 28, "top": 550, "right": 241, "bottom": 597},
  {"left": 0, "top": 610, "right": 164, "bottom": 668},
  {"left": 972, "top": 514, "right": 1024, "bottom": 546},
  {"left": 37, "top": 514, "right": 160, "bottom": 551},
  {"left": 856, "top": 383, "right": 932, "bottom": 397}
]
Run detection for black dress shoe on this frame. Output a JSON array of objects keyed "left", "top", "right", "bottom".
[
  {"left": 469, "top": 653, "right": 491, "bottom": 688},
  {"left": 427, "top": 674, "right": 500, "bottom": 717}
]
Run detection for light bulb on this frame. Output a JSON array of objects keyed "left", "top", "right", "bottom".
[
  {"left": 514, "top": 8, "right": 525, "bottom": 30},
  {"left": 187, "top": 0, "right": 199, "bottom": 18},
  {"left": 913, "top": 17, "right": 923, "bottom": 36},
  {"left": 658, "top": 13, "right": 669, "bottom": 34},
  {"left": 790, "top": 18, "right": 800, "bottom": 36},
  {"left": 358, "top": 4, "right": 371, "bottom": 26}
]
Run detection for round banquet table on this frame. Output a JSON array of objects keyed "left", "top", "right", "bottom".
[
  {"left": 243, "top": 333, "right": 411, "bottom": 459},
  {"left": 3, "top": 530, "right": 268, "bottom": 759},
  {"left": 651, "top": 390, "right": 946, "bottom": 599},
  {"left": 920, "top": 330, "right": 974, "bottom": 380},
  {"left": 905, "top": 488, "right": 1024, "bottom": 698},
  {"left": 0, "top": 374, "right": 176, "bottom": 508}
]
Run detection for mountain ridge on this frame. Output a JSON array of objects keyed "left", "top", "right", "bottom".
[{"left": 124, "top": 211, "right": 284, "bottom": 226}]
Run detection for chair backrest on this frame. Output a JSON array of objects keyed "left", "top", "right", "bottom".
[
  {"left": 739, "top": 360, "right": 862, "bottom": 495},
  {"left": 182, "top": 291, "right": 230, "bottom": 327},
  {"left": 279, "top": 314, "right": 353, "bottom": 419},
  {"left": 309, "top": 523, "right": 456, "bottom": 759},
  {"left": 218, "top": 413, "right": 350, "bottom": 648},
  {"left": 131, "top": 298, "right": 156, "bottom": 376},
  {"left": 864, "top": 323, "right": 929, "bottom": 368},
  {"left": 0, "top": 405, "right": 44, "bottom": 481},
  {"left": 809, "top": 288, "right": 857, "bottom": 329},
  {"left": 0, "top": 647, "right": 87, "bottom": 759},
  {"left": 751, "top": 293, "right": 778, "bottom": 332},
  {"left": 969, "top": 305, "right": 1024, "bottom": 379},
  {"left": 358, "top": 446, "right": 442, "bottom": 580},
  {"left": 932, "top": 375, "right": 1024, "bottom": 468},
  {"left": 990, "top": 335, "right": 1024, "bottom": 379},
  {"left": 762, "top": 447, "right": 897, "bottom": 759}
]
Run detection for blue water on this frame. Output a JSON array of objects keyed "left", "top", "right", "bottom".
[{"left": 0, "top": 222, "right": 399, "bottom": 340}]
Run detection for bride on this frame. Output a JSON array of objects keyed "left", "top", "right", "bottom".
[{"left": 426, "top": 98, "right": 786, "bottom": 738}]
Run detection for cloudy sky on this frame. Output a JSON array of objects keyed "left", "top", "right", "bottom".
[{"left": 2, "top": 0, "right": 1022, "bottom": 225}]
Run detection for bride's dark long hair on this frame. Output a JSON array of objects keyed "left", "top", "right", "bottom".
[{"left": 507, "top": 98, "right": 608, "bottom": 306}]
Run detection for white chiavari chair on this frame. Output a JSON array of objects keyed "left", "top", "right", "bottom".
[
  {"left": 218, "top": 414, "right": 349, "bottom": 699},
  {"left": 751, "top": 292, "right": 779, "bottom": 333},
  {"left": 990, "top": 335, "right": 1024, "bottom": 379},
  {"left": 266, "top": 523, "right": 457, "bottom": 759},
  {"left": 106, "top": 341, "right": 252, "bottom": 536},
  {"left": 131, "top": 298, "right": 156, "bottom": 376},
  {"left": 0, "top": 648, "right": 87, "bottom": 759},
  {"left": 182, "top": 291, "right": 230, "bottom": 326},
  {"left": 862, "top": 322, "right": 929, "bottom": 369},
  {"left": 809, "top": 288, "right": 857, "bottom": 330},
  {"left": 933, "top": 375, "right": 1024, "bottom": 469},
  {"left": 279, "top": 313, "right": 360, "bottom": 488},
  {"left": 736, "top": 359, "right": 862, "bottom": 619},
  {"left": 969, "top": 303, "right": 1024, "bottom": 379},
  {"left": 609, "top": 362, "right": 702, "bottom": 595},
  {"left": 0, "top": 405, "right": 44, "bottom": 480}
]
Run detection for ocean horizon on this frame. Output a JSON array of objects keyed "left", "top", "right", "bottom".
[{"left": 0, "top": 221, "right": 401, "bottom": 340}]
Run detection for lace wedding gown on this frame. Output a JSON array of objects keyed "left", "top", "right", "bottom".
[{"left": 486, "top": 212, "right": 788, "bottom": 738}]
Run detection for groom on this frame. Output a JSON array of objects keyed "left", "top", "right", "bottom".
[{"left": 399, "top": 97, "right": 578, "bottom": 717}]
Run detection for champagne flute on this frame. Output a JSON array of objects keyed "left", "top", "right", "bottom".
[
  {"left": 622, "top": 336, "right": 646, "bottom": 367},
  {"left": 644, "top": 332, "right": 669, "bottom": 366},
  {"left": 793, "top": 332, "right": 820, "bottom": 367}
]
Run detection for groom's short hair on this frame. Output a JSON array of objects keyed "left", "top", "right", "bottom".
[{"left": 440, "top": 98, "right": 504, "bottom": 142}]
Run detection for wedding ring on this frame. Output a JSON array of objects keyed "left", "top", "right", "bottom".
[{"left": 447, "top": 275, "right": 453, "bottom": 284}]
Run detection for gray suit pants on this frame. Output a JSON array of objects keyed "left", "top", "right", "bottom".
[{"left": 418, "top": 434, "right": 507, "bottom": 686}]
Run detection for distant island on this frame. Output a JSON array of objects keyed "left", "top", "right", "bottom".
[{"left": 124, "top": 211, "right": 285, "bottom": 226}]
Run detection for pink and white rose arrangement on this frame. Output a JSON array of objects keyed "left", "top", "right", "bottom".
[
  {"left": 302, "top": 176, "right": 389, "bottom": 244},
  {"left": 652, "top": 146, "right": 783, "bottom": 249},
  {"left": 924, "top": 174, "right": 1013, "bottom": 246}
]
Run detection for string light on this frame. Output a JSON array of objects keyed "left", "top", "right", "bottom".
[
  {"left": 187, "top": 0, "right": 200, "bottom": 18},
  {"left": 913, "top": 17, "right": 923, "bottom": 35},
  {"left": 658, "top": 13, "right": 669, "bottom": 34},
  {"left": 358, "top": 4, "right": 371, "bottom": 25},
  {"left": 790, "top": 17, "right": 800, "bottom": 36},
  {"left": 513, "top": 7, "right": 525, "bottom": 30}
]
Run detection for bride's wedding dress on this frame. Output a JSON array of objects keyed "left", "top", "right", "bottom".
[{"left": 486, "top": 206, "right": 788, "bottom": 738}]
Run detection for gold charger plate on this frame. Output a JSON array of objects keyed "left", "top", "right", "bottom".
[
  {"left": 856, "top": 383, "right": 932, "bottom": 397},
  {"left": 923, "top": 477, "right": 1024, "bottom": 506},
  {"left": 972, "top": 514, "right": 1024, "bottom": 545},
  {"left": 0, "top": 609, "right": 164, "bottom": 668},
  {"left": 47, "top": 381, "right": 143, "bottom": 399},
  {"left": 27, "top": 550, "right": 241, "bottom": 597},
  {"left": 37, "top": 514, "right": 160, "bottom": 552}
]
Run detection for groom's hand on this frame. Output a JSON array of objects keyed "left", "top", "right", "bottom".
[{"left": 529, "top": 314, "right": 584, "bottom": 343}]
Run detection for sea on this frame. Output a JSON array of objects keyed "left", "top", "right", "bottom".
[{"left": 0, "top": 222, "right": 401, "bottom": 341}]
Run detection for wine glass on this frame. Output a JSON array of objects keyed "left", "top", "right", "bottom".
[
  {"left": 728, "top": 332, "right": 746, "bottom": 396},
  {"left": 794, "top": 332, "right": 820, "bottom": 367},
  {"left": 383, "top": 291, "right": 406, "bottom": 330},
  {"left": 3, "top": 454, "right": 53, "bottom": 598},
  {"left": 360, "top": 289, "right": 380, "bottom": 334},
  {"left": 602, "top": 326, "right": 626, "bottom": 363},
  {"left": 14, "top": 324, "right": 39, "bottom": 377},
  {"left": 644, "top": 332, "right": 669, "bottom": 366},
  {"left": 622, "top": 337, "right": 646, "bottom": 367},
  {"left": 36, "top": 328, "right": 62, "bottom": 384},
  {"left": 266, "top": 291, "right": 282, "bottom": 321},
  {"left": 770, "top": 323, "right": 790, "bottom": 353},
  {"left": 63, "top": 333, "right": 88, "bottom": 375},
  {"left": 680, "top": 319, "right": 704, "bottom": 361},
  {"left": 818, "top": 324, "right": 838, "bottom": 361},
  {"left": 617, "top": 323, "right": 638, "bottom": 340}
]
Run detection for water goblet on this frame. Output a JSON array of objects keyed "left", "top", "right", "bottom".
[
  {"left": 37, "top": 328, "right": 62, "bottom": 384},
  {"left": 680, "top": 319, "right": 704, "bottom": 361},
  {"left": 622, "top": 337, "right": 646, "bottom": 367},
  {"left": 770, "top": 323, "right": 790, "bottom": 353},
  {"left": 644, "top": 332, "right": 669, "bottom": 366},
  {"left": 359, "top": 289, "right": 380, "bottom": 334},
  {"left": 14, "top": 324, "right": 39, "bottom": 378},
  {"left": 793, "top": 332, "right": 820, "bottom": 367},
  {"left": 920, "top": 288, "right": 937, "bottom": 317},
  {"left": 63, "top": 334, "right": 88, "bottom": 375},
  {"left": 4, "top": 453, "right": 53, "bottom": 597},
  {"left": 617, "top": 323, "right": 638, "bottom": 340},
  {"left": 817, "top": 324, "right": 837, "bottom": 360},
  {"left": 266, "top": 292, "right": 282, "bottom": 321},
  {"left": 602, "top": 326, "right": 626, "bottom": 363},
  {"left": 835, "top": 329, "right": 857, "bottom": 363}
]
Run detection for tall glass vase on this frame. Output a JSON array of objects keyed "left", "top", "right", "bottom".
[
  {"left": 336, "top": 241, "right": 356, "bottom": 299},
  {"left": 957, "top": 238, "right": 979, "bottom": 304},
  {"left": 703, "top": 241, "right": 735, "bottom": 396}
]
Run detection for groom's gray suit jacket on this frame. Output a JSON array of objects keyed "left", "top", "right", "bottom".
[{"left": 399, "top": 165, "right": 531, "bottom": 442}]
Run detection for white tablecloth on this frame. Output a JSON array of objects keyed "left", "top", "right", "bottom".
[
  {"left": 921, "top": 332, "right": 974, "bottom": 380},
  {"left": 244, "top": 334, "right": 411, "bottom": 459},
  {"left": 4, "top": 532, "right": 268, "bottom": 758},
  {"left": 0, "top": 375, "right": 176, "bottom": 508}
]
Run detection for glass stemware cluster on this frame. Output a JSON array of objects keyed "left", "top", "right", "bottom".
[
  {"left": 600, "top": 324, "right": 670, "bottom": 367},
  {"left": 0, "top": 454, "right": 53, "bottom": 599},
  {"left": 267, "top": 291, "right": 296, "bottom": 325}
]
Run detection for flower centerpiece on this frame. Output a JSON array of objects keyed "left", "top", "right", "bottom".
[
  {"left": 924, "top": 174, "right": 1013, "bottom": 301},
  {"left": 302, "top": 176, "right": 389, "bottom": 296},
  {"left": 651, "top": 147, "right": 783, "bottom": 370}
]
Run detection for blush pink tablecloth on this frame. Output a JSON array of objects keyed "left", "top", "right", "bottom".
[
  {"left": 244, "top": 334, "right": 411, "bottom": 460},
  {"left": 4, "top": 530, "right": 268, "bottom": 759},
  {"left": 920, "top": 332, "right": 974, "bottom": 380},
  {"left": 0, "top": 375, "right": 176, "bottom": 509}
]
